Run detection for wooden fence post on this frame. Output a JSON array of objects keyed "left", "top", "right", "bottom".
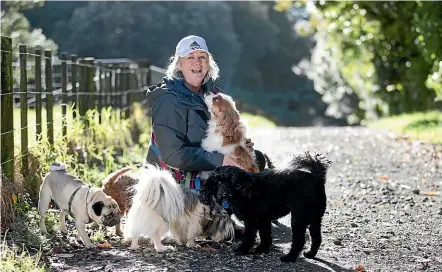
[
  {"left": 84, "top": 58, "right": 95, "bottom": 113},
  {"left": 78, "top": 58, "right": 86, "bottom": 118},
  {"left": 45, "top": 50, "right": 54, "bottom": 145},
  {"left": 97, "top": 61, "right": 103, "bottom": 123},
  {"left": 19, "top": 44, "right": 29, "bottom": 176},
  {"left": 71, "top": 54, "right": 78, "bottom": 120},
  {"left": 108, "top": 64, "right": 114, "bottom": 108},
  {"left": 1, "top": 36, "right": 14, "bottom": 182},
  {"left": 137, "top": 59, "right": 151, "bottom": 102},
  {"left": 35, "top": 47, "right": 42, "bottom": 140},
  {"left": 61, "top": 52, "right": 68, "bottom": 138},
  {"left": 101, "top": 64, "right": 108, "bottom": 111},
  {"left": 124, "top": 67, "right": 131, "bottom": 118},
  {"left": 116, "top": 67, "right": 121, "bottom": 112}
]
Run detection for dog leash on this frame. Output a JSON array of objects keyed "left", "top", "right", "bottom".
[{"left": 150, "top": 132, "right": 201, "bottom": 191}]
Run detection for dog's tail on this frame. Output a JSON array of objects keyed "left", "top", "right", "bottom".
[
  {"left": 102, "top": 166, "right": 133, "bottom": 188},
  {"left": 263, "top": 153, "right": 275, "bottom": 169},
  {"left": 290, "top": 152, "right": 332, "bottom": 183},
  {"left": 129, "top": 164, "right": 185, "bottom": 222},
  {"left": 49, "top": 162, "right": 67, "bottom": 171}
]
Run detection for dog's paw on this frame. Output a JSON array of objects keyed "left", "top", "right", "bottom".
[
  {"left": 128, "top": 245, "right": 140, "bottom": 250},
  {"left": 155, "top": 245, "right": 175, "bottom": 252},
  {"left": 253, "top": 244, "right": 271, "bottom": 254},
  {"left": 234, "top": 246, "right": 251, "bottom": 256},
  {"left": 186, "top": 241, "right": 201, "bottom": 249},
  {"left": 303, "top": 250, "right": 317, "bottom": 259},
  {"left": 60, "top": 226, "right": 68, "bottom": 234},
  {"left": 280, "top": 253, "right": 298, "bottom": 263}
]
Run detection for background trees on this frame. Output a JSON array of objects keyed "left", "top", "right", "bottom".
[
  {"left": 17, "top": 1, "right": 442, "bottom": 125},
  {"left": 279, "top": 1, "right": 442, "bottom": 123}
]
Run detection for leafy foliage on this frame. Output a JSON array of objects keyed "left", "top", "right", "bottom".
[
  {"left": 367, "top": 111, "right": 442, "bottom": 144},
  {"left": 1, "top": 1, "right": 57, "bottom": 61},
  {"left": 228, "top": 1, "right": 315, "bottom": 92},
  {"left": 47, "top": 1, "right": 240, "bottom": 88},
  {"left": 280, "top": 1, "right": 442, "bottom": 124}
]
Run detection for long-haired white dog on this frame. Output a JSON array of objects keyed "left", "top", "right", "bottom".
[{"left": 123, "top": 165, "right": 234, "bottom": 252}]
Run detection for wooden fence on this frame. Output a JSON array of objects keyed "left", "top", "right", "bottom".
[{"left": 0, "top": 35, "right": 164, "bottom": 183}]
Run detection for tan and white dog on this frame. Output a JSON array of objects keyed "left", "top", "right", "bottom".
[{"left": 38, "top": 162, "right": 121, "bottom": 247}]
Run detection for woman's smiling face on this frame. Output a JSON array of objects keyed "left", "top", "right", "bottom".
[{"left": 178, "top": 50, "right": 209, "bottom": 87}]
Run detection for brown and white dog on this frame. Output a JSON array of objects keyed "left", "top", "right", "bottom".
[
  {"left": 201, "top": 92, "right": 259, "bottom": 175},
  {"left": 38, "top": 162, "right": 121, "bottom": 247},
  {"left": 101, "top": 166, "right": 136, "bottom": 236}
]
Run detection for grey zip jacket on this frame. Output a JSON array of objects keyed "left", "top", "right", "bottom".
[{"left": 145, "top": 77, "right": 224, "bottom": 172}]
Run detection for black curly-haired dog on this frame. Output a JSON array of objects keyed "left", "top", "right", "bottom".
[
  {"left": 253, "top": 149, "right": 275, "bottom": 171},
  {"left": 199, "top": 152, "right": 331, "bottom": 262}
]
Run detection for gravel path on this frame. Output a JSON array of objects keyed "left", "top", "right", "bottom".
[{"left": 45, "top": 127, "right": 442, "bottom": 272}]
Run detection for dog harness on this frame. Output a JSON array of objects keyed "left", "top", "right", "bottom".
[
  {"left": 150, "top": 132, "right": 202, "bottom": 191},
  {"left": 67, "top": 185, "right": 92, "bottom": 223}
]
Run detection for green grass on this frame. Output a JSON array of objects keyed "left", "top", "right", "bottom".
[
  {"left": 1, "top": 235, "right": 46, "bottom": 272},
  {"left": 12, "top": 105, "right": 123, "bottom": 151},
  {"left": 2, "top": 104, "right": 152, "bottom": 272},
  {"left": 367, "top": 111, "right": 442, "bottom": 144},
  {"left": 242, "top": 112, "right": 277, "bottom": 128}
]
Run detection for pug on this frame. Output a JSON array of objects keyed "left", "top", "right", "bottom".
[{"left": 38, "top": 162, "right": 121, "bottom": 247}]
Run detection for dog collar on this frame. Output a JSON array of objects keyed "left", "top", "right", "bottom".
[
  {"left": 222, "top": 201, "right": 229, "bottom": 209},
  {"left": 84, "top": 187, "right": 92, "bottom": 223}
]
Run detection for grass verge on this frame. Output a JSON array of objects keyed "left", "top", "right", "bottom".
[
  {"left": 241, "top": 112, "right": 277, "bottom": 128},
  {"left": 366, "top": 111, "right": 442, "bottom": 144},
  {"left": 0, "top": 235, "right": 46, "bottom": 272},
  {"left": 2, "top": 103, "right": 151, "bottom": 271}
]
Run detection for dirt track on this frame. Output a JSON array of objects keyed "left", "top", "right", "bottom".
[{"left": 44, "top": 127, "right": 442, "bottom": 272}]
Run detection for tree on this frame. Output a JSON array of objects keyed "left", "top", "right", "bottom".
[
  {"left": 1, "top": 0, "right": 57, "bottom": 60},
  {"left": 277, "top": 1, "right": 442, "bottom": 124},
  {"left": 49, "top": 1, "right": 240, "bottom": 89}
]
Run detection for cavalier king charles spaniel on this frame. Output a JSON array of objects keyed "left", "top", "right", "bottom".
[{"left": 202, "top": 92, "right": 259, "bottom": 173}]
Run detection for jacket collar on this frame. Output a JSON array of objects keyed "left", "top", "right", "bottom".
[{"left": 163, "top": 77, "right": 216, "bottom": 97}]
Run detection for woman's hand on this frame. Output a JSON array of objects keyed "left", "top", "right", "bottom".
[{"left": 246, "top": 138, "right": 254, "bottom": 149}]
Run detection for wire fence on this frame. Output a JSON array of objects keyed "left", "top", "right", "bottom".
[{"left": 1, "top": 35, "right": 165, "bottom": 182}]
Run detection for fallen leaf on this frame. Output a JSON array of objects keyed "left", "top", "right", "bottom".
[
  {"left": 97, "top": 243, "right": 112, "bottom": 248},
  {"left": 379, "top": 176, "right": 391, "bottom": 181},
  {"left": 422, "top": 191, "right": 440, "bottom": 196},
  {"left": 11, "top": 194, "right": 17, "bottom": 204},
  {"left": 355, "top": 264, "right": 366, "bottom": 271},
  {"left": 52, "top": 247, "right": 62, "bottom": 254}
]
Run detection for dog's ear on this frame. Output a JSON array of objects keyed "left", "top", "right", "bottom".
[
  {"left": 111, "top": 199, "right": 121, "bottom": 214},
  {"left": 92, "top": 201, "right": 105, "bottom": 216},
  {"left": 199, "top": 176, "right": 219, "bottom": 205}
]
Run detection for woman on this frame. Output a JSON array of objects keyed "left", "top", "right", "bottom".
[
  {"left": 145, "top": 35, "right": 253, "bottom": 189},
  {"left": 145, "top": 35, "right": 250, "bottom": 239}
]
